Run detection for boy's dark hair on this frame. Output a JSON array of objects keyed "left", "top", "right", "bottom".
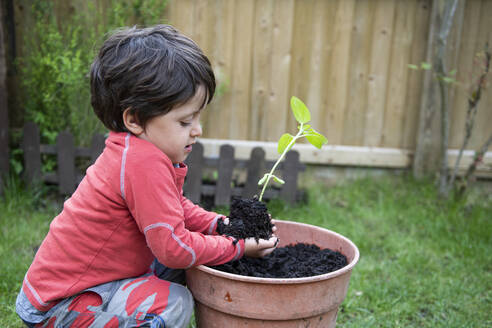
[{"left": 90, "top": 25, "right": 216, "bottom": 132}]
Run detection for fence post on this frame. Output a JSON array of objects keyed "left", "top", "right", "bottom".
[
  {"left": 280, "top": 150, "right": 300, "bottom": 204},
  {"left": 242, "top": 147, "right": 265, "bottom": 199},
  {"left": 90, "top": 133, "right": 106, "bottom": 163},
  {"left": 215, "top": 144, "right": 234, "bottom": 206},
  {"left": 0, "top": 3, "right": 8, "bottom": 195},
  {"left": 22, "top": 122, "right": 42, "bottom": 186},
  {"left": 183, "top": 142, "right": 204, "bottom": 204},
  {"left": 56, "top": 131, "right": 76, "bottom": 194}
]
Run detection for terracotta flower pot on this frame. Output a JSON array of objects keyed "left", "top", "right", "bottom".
[{"left": 186, "top": 219, "right": 360, "bottom": 327}]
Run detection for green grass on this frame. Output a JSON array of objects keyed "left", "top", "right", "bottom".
[
  {"left": 1, "top": 175, "right": 490, "bottom": 327},
  {"left": 0, "top": 178, "right": 60, "bottom": 327}
]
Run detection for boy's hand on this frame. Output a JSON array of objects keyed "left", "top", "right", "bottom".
[{"left": 244, "top": 236, "right": 279, "bottom": 258}]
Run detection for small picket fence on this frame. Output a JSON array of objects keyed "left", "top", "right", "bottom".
[{"left": 21, "top": 122, "right": 305, "bottom": 207}]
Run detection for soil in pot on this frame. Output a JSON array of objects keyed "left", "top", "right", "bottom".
[{"left": 214, "top": 197, "right": 347, "bottom": 278}]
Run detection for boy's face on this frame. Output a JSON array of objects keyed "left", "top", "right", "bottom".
[{"left": 135, "top": 86, "right": 205, "bottom": 164}]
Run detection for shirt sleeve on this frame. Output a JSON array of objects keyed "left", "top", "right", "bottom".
[
  {"left": 180, "top": 195, "right": 223, "bottom": 235},
  {"left": 123, "top": 149, "right": 244, "bottom": 268}
]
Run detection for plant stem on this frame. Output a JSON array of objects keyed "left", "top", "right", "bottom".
[
  {"left": 258, "top": 125, "right": 304, "bottom": 202},
  {"left": 457, "top": 133, "right": 492, "bottom": 198},
  {"left": 449, "top": 46, "right": 490, "bottom": 191}
]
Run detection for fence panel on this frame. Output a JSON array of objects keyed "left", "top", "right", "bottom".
[
  {"left": 215, "top": 144, "right": 235, "bottom": 206},
  {"left": 22, "top": 122, "right": 42, "bottom": 185},
  {"left": 56, "top": 131, "right": 76, "bottom": 194},
  {"left": 280, "top": 150, "right": 301, "bottom": 204},
  {"left": 183, "top": 142, "right": 205, "bottom": 204},
  {"left": 90, "top": 134, "right": 106, "bottom": 163},
  {"left": 242, "top": 147, "right": 266, "bottom": 199}
]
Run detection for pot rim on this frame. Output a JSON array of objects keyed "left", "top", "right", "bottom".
[{"left": 193, "top": 220, "right": 360, "bottom": 284}]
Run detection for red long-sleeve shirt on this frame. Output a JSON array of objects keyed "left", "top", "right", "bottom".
[{"left": 22, "top": 132, "right": 244, "bottom": 311}]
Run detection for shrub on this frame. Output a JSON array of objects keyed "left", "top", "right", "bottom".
[{"left": 18, "top": 0, "right": 168, "bottom": 147}]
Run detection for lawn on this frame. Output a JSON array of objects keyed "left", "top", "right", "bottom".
[{"left": 1, "top": 175, "right": 490, "bottom": 327}]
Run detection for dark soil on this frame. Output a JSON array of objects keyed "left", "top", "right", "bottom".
[
  {"left": 213, "top": 197, "right": 348, "bottom": 278},
  {"left": 212, "top": 243, "right": 348, "bottom": 278},
  {"left": 216, "top": 197, "right": 274, "bottom": 241}
]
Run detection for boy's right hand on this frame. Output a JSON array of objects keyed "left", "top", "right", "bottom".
[{"left": 244, "top": 236, "right": 279, "bottom": 258}]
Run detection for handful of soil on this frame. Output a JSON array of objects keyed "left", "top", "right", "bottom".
[
  {"left": 212, "top": 243, "right": 348, "bottom": 278},
  {"left": 216, "top": 197, "right": 274, "bottom": 241}
]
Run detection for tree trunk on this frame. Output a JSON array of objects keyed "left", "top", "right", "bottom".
[
  {"left": 436, "top": 0, "right": 460, "bottom": 197},
  {"left": 413, "top": 0, "right": 463, "bottom": 186}
]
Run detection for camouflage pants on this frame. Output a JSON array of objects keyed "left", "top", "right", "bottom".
[{"left": 20, "top": 261, "right": 193, "bottom": 328}]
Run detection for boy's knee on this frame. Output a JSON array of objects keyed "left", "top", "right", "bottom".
[{"left": 159, "top": 283, "right": 194, "bottom": 328}]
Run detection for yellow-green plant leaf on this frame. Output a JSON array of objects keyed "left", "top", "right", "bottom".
[
  {"left": 421, "top": 62, "right": 432, "bottom": 70},
  {"left": 301, "top": 124, "right": 311, "bottom": 132},
  {"left": 304, "top": 126, "right": 315, "bottom": 134},
  {"left": 278, "top": 133, "right": 294, "bottom": 154},
  {"left": 442, "top": 76, "right": 456, "bottom": 84},
  {"left": 272, "top": 175, "right": 285, "bottom": 185},
  {"left": 408, "top": 64, "right": 419, "bottom": 70},
  {"left": 290, "top": 96, "right": 311, "bottom": 124},
  {"left": 306, "top": 130, "right": 328, "bottom": 149},
  {"left": 258, "top": 174, "right": 269, "bottom": 186}
]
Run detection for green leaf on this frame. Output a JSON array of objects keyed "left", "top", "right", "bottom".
[
  {"left": 258, "top": 174, "right": 269, "bottom": 186},
  {"left": 421, "top": 62, "right": 432, "bottom": 70},
  {"left": 449, "top": 69, "right": 457, "bottom": 76},
  {"left": 442, "top": 76, "right": 456, "bottom": 84},
  {"left": 278, "top": 133, "right": 294, "bottom": 154},
  {"left": 290, "top": 96, "right": 311, "bottom": 124},
  {"left": 300, "top": 124, "right": 311, "bottom": 131},
  {"left": 305, "top": 130, "right": 328, "bottom": 149},
  {"left": 407, "top": 64, "right": 419, "bottom": 70},
  {"left": 272, "top": 175, "right": 285, "bottom": 185}
]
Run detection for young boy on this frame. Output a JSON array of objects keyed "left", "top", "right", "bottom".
[{"left": 16, "top": 25, "right": 278, "bottom": 328}]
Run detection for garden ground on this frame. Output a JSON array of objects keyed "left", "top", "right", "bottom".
[{"left": 1, "top": 175, "right": 490, "bottom": 327}]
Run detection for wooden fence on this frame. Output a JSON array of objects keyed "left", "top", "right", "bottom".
[
  {"left": 10, "top": 0, "right": 492, "bottom": 151},
  {"left": 21, "top": 122, "right": 305, "bottom": 206},
  {"left": 166, "top": 0, "right": 492, "bottom": 151}
]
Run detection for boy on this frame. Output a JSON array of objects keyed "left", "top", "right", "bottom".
[{"left": 16, "top": 25, "right": 278, "bottom": 327}]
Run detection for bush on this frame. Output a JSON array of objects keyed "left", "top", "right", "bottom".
[{"left": 18, "top": 0, "right": 168, "bottom": 147}]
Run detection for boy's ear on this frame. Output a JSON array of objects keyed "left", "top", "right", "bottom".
[{"left": 123, "top": 108, "right": 144, "bottom": 135}]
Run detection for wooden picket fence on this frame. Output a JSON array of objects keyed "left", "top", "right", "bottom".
[{"left": 21, "top": 122, "right": 305, "bottom": 206}]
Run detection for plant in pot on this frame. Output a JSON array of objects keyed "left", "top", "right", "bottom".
[{"left": 186, "top": 97, "right": 360, "bottom": 328}]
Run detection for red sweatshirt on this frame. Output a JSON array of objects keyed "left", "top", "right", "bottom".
[{"left": 22, "top": 132, "right": 244, "bottom": 311}]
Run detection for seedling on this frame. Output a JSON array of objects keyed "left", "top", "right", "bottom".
[{"left": 258, "top": 96, "right": 328, "bottom": 201}]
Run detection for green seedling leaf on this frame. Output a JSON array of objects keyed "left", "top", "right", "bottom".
[
  {"left": 258, "top": 174, "right": 269, "bottom": 186},
  {"left": 449, "top": 69, "right": 457, "bottom": 76},
  {"left": 272, "top": 175, "right": 285, "bottom": 185},
  {"left": 278, "top": 133, "right": 294, "bottom": 154},
  {"left": 290, "top": 96, "right": 311, "bottom": 124},
  {"left": 408, "top": 64, "right": 419, "bottom": 70},
  {"left": 442, "top": 76, "right": 456, "bottom": 84},
  {"left": 306, "top": 130, "right": 328, "bottom": 149},
  {"left": 304, "top": 126, "right": 315, "bottom": 134},
  {"left": 300, "top": 124, "right": 311, "bottom": 131},
  {"left": 421, "top": 62, "right": 432, "bottom": 70}
]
